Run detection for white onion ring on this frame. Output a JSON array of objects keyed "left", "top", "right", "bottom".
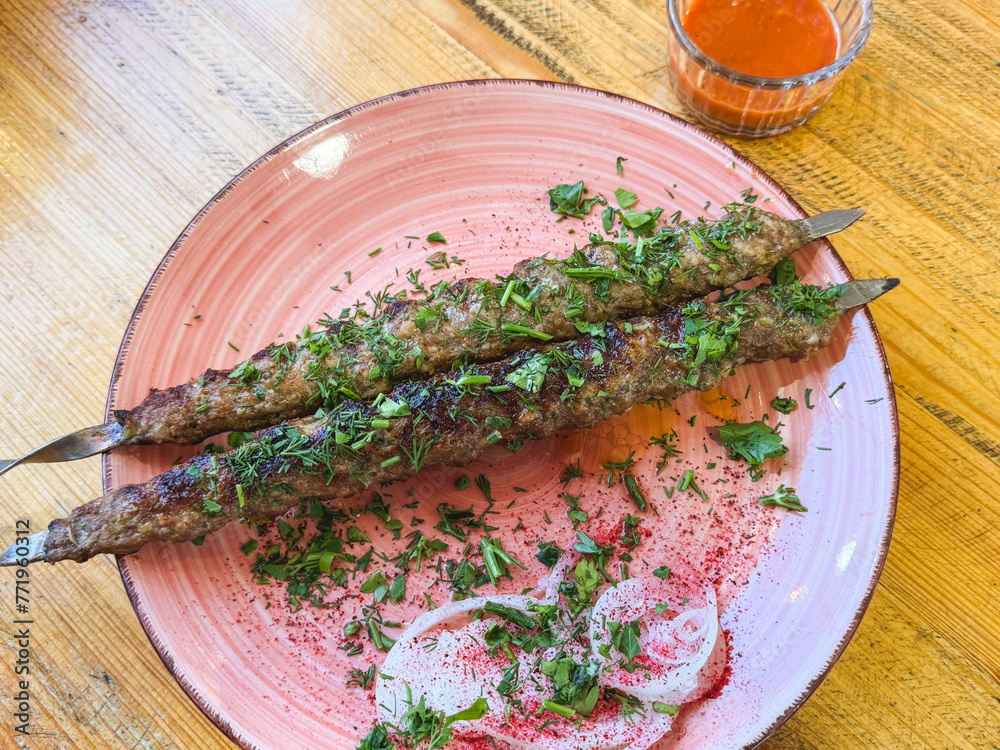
[
  {"left": 376, "top": 590, "right": 558, "bottom": 723},
  {"left": 589, "top": 577, "right": 724, "bottom": 705},
  {"left": 478, "top": 702, "right": 675, "bottom": 750}
]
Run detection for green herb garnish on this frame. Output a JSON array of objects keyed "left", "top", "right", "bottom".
[
  {"left": 540, "top": 658, "right": 602, "bottom": 716},
  {"left": 717, "top": 420, "right": 788, "bottom": 479},
  {"left": 648, "top": 430, "right": 680, "bottom": 472},
  {"left": 548, "top": 181, "right": 605, "bottom": 218},
  {"left": 536, "top": 541, "right": 563, "bottom": 567},
  {"left": 771, "top": 396, "right": 797, "bottom": 414},
  {"left": 615, "top": 188, "right": 638, "bottom": 210},
  {"left": 759, "top": 484, "right": 807, "bottom": 512},
  {"left": 768, "top": 257, "right": 798, "bottom": 286}
]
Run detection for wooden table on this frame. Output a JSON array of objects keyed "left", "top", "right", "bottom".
[{"left": 2, "top": 1, "right": 998, "bottom": 748}]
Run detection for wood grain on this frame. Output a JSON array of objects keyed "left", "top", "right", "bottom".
[{"left": 2, "top": 0, "right": 999, "bottom": 748}]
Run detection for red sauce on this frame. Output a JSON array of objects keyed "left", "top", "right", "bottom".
[
  {"left": 683, "top": 0, "right": 839, "bottom": 78},
  {"left": 669, "top": 0, "right": 846, "bottom": 135}
]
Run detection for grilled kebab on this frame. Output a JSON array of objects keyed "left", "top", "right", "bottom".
[
  {"left": 6, "top": 277, "right": 897, "bottom": 565},
  {"left": 0, "top": 204, "right": 863, "bottom": 479},
  {"left": 117, "top": 206, "right": 850, "bottom": 445}
]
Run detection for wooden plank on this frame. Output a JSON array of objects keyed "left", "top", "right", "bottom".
[{"left": 768, "top": 581, "right": 1000, "bottom": 749}]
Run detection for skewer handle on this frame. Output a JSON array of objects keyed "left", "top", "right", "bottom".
[
  {"left": 0, "top": 422, "right": 125, "bottom": 479},
  {"left": 0, "top": 530, "right": 49, "bottom": 566}
]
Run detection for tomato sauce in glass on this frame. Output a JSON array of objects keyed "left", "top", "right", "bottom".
[
  {"left": 668, "top": 0, "right": 847, "bottom": 136},
  {"left": 682, "top": 0, "right": 840, "bottom": 78}
]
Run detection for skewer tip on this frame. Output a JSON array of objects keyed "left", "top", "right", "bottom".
[
  {"left": 803, "top": 208, "right": 865, "bottom": 240},
  {"left": 836, "top": 277, "right": 900, "bottom": 310}
]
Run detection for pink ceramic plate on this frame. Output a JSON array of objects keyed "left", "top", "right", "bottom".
[{"left": 108, "top": 81, "right": 897, "bottom": 750}]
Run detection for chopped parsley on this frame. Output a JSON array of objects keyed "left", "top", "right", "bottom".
[
  {"left": 615, "top": 187, "right": 638, "bottom": 209},
  {"left": 547, "top": 181, "right": 606, "bottom": 218},
  {"left": 536, "top": 541, "right": 563, "bottom": 567},
  {"left": 603, "top": 453, "right": 648, "bottom": 511},
  {"left": 717, "top": 420, "right": 788, "bottom": 480},
  {"left": 768, "top": 279, "right": 845, "bottom": 323},
  {"left": 540, "top": 658, "right": 602, "bottom": 716}
]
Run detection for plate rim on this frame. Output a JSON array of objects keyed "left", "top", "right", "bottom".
[{"left": 103, "top": 78, "right": 899, "bottom": 750}]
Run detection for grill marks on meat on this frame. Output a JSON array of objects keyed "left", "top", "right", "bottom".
[
  {"left": 46, "top": 284, "right": 839, "bottom": 563},
  {"left": 116, "top": 209, "right": 811, "bottom": 446}
]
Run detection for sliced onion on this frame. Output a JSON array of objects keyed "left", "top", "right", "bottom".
[
  {"left": 376, "top": 591, "right": 558, "bottom": 724},
  {"left": 386, "top": 593, "right": 549, "bottom": 650},
  {"left": 589, "top": 577, "right": 724, "bottom": 705},
  {"left": 376, "top": 618, "right": 499, "bottom": 722},
  {"left": 477, "top": 701, "right": 674, "bottom": 750},
  {"left": 380, "top": 615, "right": 675, "bottom": 750},
  {"left": 374, "top": 573, "right": 722, "bottom": 750}
]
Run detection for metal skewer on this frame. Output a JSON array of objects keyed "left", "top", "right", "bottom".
[
  {"left": 833, "top": 276, "right": 899, "bottom": 310},
  {"left": 0, "top": 530, "right": 49, "bottom": 566},
  {"left": 0, "top": 209, "right": 868, "bottom": 480},
  {"left": 0, "top": 423, "right": 125, "bottom": 479},
  {"left": 0, "top": 277, "right": 900, "bottom": 567},
  {"left": 802, "top": 208, "right": 865, "bottom": 241}
]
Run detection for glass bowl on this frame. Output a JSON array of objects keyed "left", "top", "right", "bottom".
[{"left": 666, "top": 0, "right": 874, "bottom": 138}]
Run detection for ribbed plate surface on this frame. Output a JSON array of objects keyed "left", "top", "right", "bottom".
[{"left": 108, "top": 81, "right": 897, "bottom": 750}]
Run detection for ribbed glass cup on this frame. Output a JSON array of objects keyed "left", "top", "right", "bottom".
[{"left": 666, "top": 0, "right": 873, "bottom": 138}]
